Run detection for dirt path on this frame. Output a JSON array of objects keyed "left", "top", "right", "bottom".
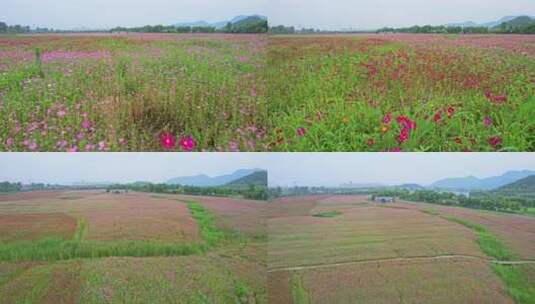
[{"left": 268, "top": 254, "right": 535, "bottom": 272}]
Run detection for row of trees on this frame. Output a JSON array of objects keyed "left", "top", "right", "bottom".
[
  {"left": 377, "top": 23, "right": 535, "bottom": 34},
  {"left": 107, "top": 183, "right": 268, "bottom": 201},
  {"left": 0, "top": 22, "right": 31, "bottom": 33},
  {"left": 372, "top": 189, "right": 533, "bottom": 213},
  {"left": 111, "top": 19, "right": 268, "bottom": 34},
  {"left": 0, "top": 182, "right": 22, "bottom": 193}
]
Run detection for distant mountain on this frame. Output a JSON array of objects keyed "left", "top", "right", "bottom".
[
  {"left": 431, "top": 170, "right": 535, "bottom": 191},
  {"left": 174, "top": 15, "right": 267, "bottom": 29},
  {"left": 226, "top": 170, "right": 267, "bottom": 187},
  {"left": 166, "top": 169, "right": 264, "bottom": 187},
  {"left": 497, "top": 175, "right": 535, "bottom": 191},
  {"left": 397, "top": 183, "right": 426, "bottom": 190},
  {"left": 446, "top": 15, "right": 534, "bottom": 28}
]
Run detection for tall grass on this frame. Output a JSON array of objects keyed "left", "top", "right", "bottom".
[
  {"left": 290, "top": 273, "right": 310, "bottom": 304},
  {"left": 187, "top": 201, "right": 225, "bottom": 247}
]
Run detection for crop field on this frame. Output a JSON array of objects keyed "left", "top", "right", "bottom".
[
  {"left": 0, "top": 191, "right": 266, "bottom": 303},
  {"left": 267, "top": 34, "right": 535, "bottom": 152},
  {"left": 0, "top": 33, "right": 267, "bottom": 152},
  {"left": 267, "top": 195, "right": 534, "bottom": 303}
]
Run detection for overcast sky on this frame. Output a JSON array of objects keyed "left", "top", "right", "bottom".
[
  {"left": 1, "top": 0, "right": 268, "bottom": 29},
  {"left": 3, "top": 0, "right": 534, "bottom": 30},
  {"left": 0, "top": 153, "right": 534, "bottom": 186},
  {"left": 269, "top": 0, "right": 535, "bottom": 30}
]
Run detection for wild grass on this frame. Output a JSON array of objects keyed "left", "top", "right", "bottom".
[
  {"left": 267, "top": 36, "right": 535, "bottom": 151},
  {"left": 0, "top": 35, "right": 267, "bottom": 152},
  {"left": 0, "top": 201, "right": 229, "bottom": 262},
  {"left": 441, "top": 215, "right": 535, "bottom": 303},
  {"left": 312, "top": 210, "right": 341, "bottom": 218},
  {"left": 290, "top": 273, "right": 310, "bottom": 304},
  {"left": 186, "top": 201, "right": 226, "bottom": 247},
  {"left": 441, "top": 215, "right": 513, "bottom": 261},
  {"left": 492, "top": 264, "right": 535, "bottom": 304}
]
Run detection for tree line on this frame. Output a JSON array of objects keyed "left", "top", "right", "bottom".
[
  {"left": 107, "top": 183, "right": 268, "bottom": 201},
  {"left": 372, "top": 189, "right": 534, "bottom": 214},
  {"left": 377, "top": 23, "right": 535, "bottom": 34}
]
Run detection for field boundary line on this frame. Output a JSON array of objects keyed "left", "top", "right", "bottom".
[{"left": 268, "top": 254, "right": 491, "bottom": 272}]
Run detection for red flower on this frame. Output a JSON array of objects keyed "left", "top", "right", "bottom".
[
  {"left": 454, "top": 137, "right": 462, "bottom": 145},
  {"left": 493, "top": 95, "right": 507, "bottom": 104},
  {"left": 447, "top": 106, "right": 455, "bottom": 118},
  {"left": 159, "top": 132, "right": 176, "bottom": 149},
  {"left": 396, "top": 115, "right": 416, "bottom": 130},
  {"left": 433, "top": 111, "right": 442, "bottom": 122},
  {"left": 179, "top": 136, "right": 197, "bottom": 151},
  {"left": 484, "top": 117, "right": 493, "bottom": 126},
  {"left": 489, "top": 136, "right": 502, "bottom": 149},
  {"left": 397, "top": 128, "right": 410, "bottom": 144},
  {"left": 296, "top": 127, "right": 306, "bottom": 137},
  {"left": 367, "top": 138, "right": 375, "bottom": 147}
]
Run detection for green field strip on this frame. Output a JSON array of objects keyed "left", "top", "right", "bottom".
[
  {"left": 426, "top": 211, "right": 535, "bottom": 304},
  {"left": 290, "top": 272, "right": 310, "bottom": 304}
]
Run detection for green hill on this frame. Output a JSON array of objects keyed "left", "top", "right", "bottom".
[
  {"left": 226, "top": 171, "right": 267, "bottom": 188},
  {"left": 496, "top": 175, "right": 535, "bottom": 195}
]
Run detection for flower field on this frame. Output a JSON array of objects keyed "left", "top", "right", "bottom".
[
  {"left": 0, "top": 34, "right": 267, "bottom": 151},
  {"left": 267, "top": 34, "right": 535, "bottom": 152}
]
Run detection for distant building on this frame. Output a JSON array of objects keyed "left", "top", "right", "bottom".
[{"left": 373, "top": 196, "right": 396, "bottom": 203}]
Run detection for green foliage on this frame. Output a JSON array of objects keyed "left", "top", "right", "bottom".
[
  {"left": 186, "top": 201, "right": 225, "bottom": 247},
  {"left": 492, "top": 265, "right": 535, "bottom": 304},
  {"left": 0, "top": 181, "right": 22, "bottom": 193},
  {"left": 312, "top": 210, "right": 341, "bottom": 218},
  {"left": 291, "top": 273, "right": 310, "bottom": 304}
]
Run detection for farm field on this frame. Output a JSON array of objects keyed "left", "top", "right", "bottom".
[
  {"left": 0, "top": 33, "right": 267, "bottom": 152},
  {"left": 267, "top": 34, "right": 535, "bottom": 152},
  {"left": 0, "top": 190, "right": 266, "bottom": 303},
  {"left": 267, "top": 195, "right": 535, "bottom": 303}
]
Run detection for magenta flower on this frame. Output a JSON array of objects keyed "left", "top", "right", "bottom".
[
  {"left": 82, "top": 119, "right": 92, "bottom": 130},
  {"left": 396, "top": 115, "right": 416, "bottom": 130},
  {"left": 67, "top": 146, "right": 78, "bottom": 152},
  {"left": 489, "top": 136, "right": 502, "bottom": 148},
  {"left": 382, "top": 113, "right": 392, "bottom": 124},
  {"left": 85, "top": 144, "right": 95, "bottom": 151},
  {"left": 179, "top": 136, "right": 197, "bottom": 151},
  {"left": 397, "top": 128, "right": 410, "bottom": 144},
  {"left": 57, "top": 110, "right": 67, "bottom": 117},
  {"left": 159, "top": 132, "right": 176, "bottom": 149},
  {"left": 76, "top": 132, "right": 84, "bottom": 141},
  {"left": 433, "top": 111, "right": 442, "bottom": 122},
  {"left": 56, "top": 140, "right": 68, "bottom": 149},
  {"left": 28, "top": 140, "right": 38, "bottom": 151},
  {"left": 5, "top": 138, "right": 13, "bottom": 147},
  {"left": 296, "top": 127, "right": 307, "bottom": 137},
  {"left": 98, "top": 141, "right": 108, "bottom": 151},
  {"left": 118, "top": 138, "right": 127, "bottom": 146},
  {"left": 484, "top": 117, "right": 493, "bottom": 126}
]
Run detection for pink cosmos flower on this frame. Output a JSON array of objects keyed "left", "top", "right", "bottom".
[
  {"left": 118, "top": 138, "right": 127, "bottom": 146},
  {"left": 388, "top": 147, "right": 402, "bottom": 152},
  {"left": 82, "top": 119, "right": 92, "bottom": 130},
  {"left": 28, "top": 140, "right": 38, "bottom": 151},
  {"left": 296, "top": 127, "right": 307, "bottom": 137},
  {"left": 85, "top": 144, "right": 95, "bottom": 151},
  {"left": 76, "top": 132, "right": 84, "bottom": 141},
  {"left": 57, "top": 110, "right": 67, "bottom": 117},
  {"left": 382, "top": 113, "right": 392, "bottom": 124},
  {"left": 5, "top": 138, "right": 13, "bottom": 147},
  {"left": 56, "top": 140, "right": 68, "bottom": 149},
  {"left": 98, "top": 141, "right": 108, "bottom": 151},
  {"left": 159, "top": 132, "right": 176, "bottom": 149},
  {"left": 250, "top": 87, "right": 257, "bottom": 97},
  {"left": 489, "top": 136, "right": 502, "bottom": 148},
  {"left": 179, "top": 136, "right": 197, "bottom": 151},
  {"left": 67, "top": 146, "right": 78, "bottom": 152},
  {"left": 484, "top": 117, "right": 493, "bottom": 126}
]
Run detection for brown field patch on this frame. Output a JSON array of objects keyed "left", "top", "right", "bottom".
[
  {"left": 397, "top": 201, "right": 535, "bottom": 259},
  {"left": 0, "top": 213, "right": 77, "bottom": 242},
  {"left": 269, "top": 196, "right": 483, "bottom": 270},
  {"left": 270, "top": 258, "right": 512, "bottom": 304}
]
